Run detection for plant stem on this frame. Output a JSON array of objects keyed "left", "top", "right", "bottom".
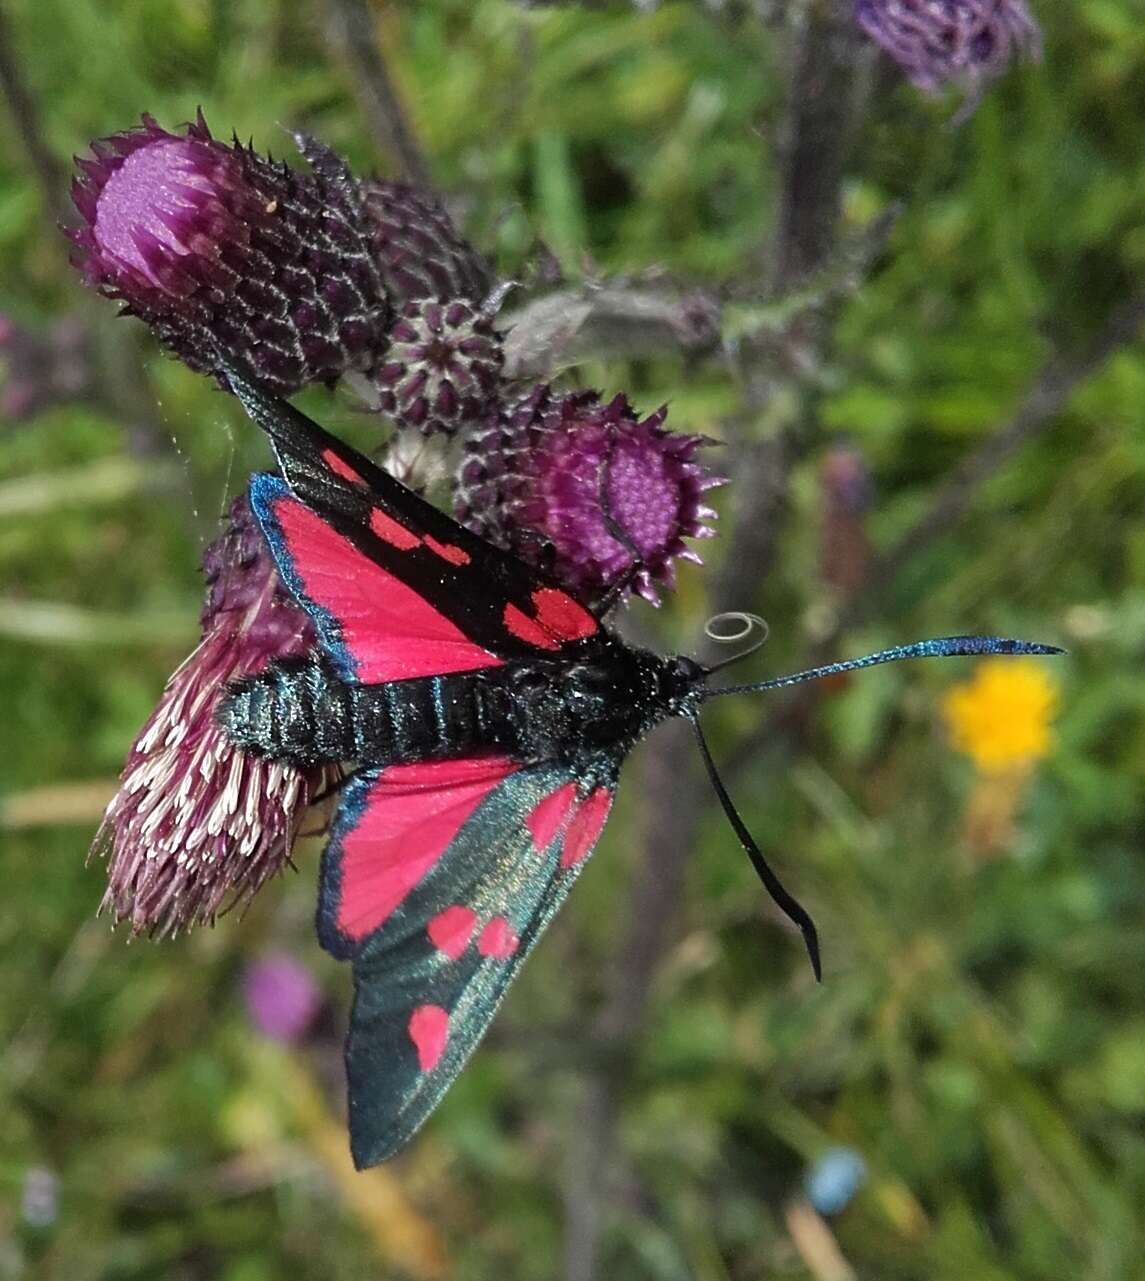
[
  {"left": 561, "top": 5, "right": 866, "bottom": 1277},
  {"left": 321, "top": 0, "right": 432, "bottom": 187},
  {"left": 0, "top": 1, "right": 68, "bottom": 224}
]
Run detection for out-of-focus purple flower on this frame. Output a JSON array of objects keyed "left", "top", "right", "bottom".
[
  {"left": 93, "top": 494, "right": 337, "bottom": 937},
  {"left": 0, "top": 313, "right": 91, "bottom": 421},
  {"left": 362, "top": 179, "right": 495, "bottom": 307},
  {"left": 69, "top": 113, "right": 390, "bottom": 392},
  {"left": 819, "top": 443, "right": 873, "bottom": 598},
  {"left": 376, "top": 298, "right": 503, "bottom": 437},
  {"left": 455, "top": 385, "right": 721, "bottom": 605},
  {"left": 854, "top": 0, "right": 1041, "bottom": 93},
  {"left": 243, "top": 951, "right": 323, "bottom": 1043},
  {"left": 805, "top": 1147, "right": 868, "bottom": 1216}
]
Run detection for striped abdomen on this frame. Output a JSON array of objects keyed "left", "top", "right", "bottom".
[{"left": 219, "top": 658, "right": 513, "bottom": 768}]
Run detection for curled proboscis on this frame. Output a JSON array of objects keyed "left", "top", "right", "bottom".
[{"left": 702, "top": 612, "right": 770, "bottom": 672}]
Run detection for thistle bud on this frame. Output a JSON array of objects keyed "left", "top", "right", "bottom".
[
  {"left": 455, "top": 385, "right": 721, "bottom": 605},
  {"left": 375, "top": 298, "right": 503, "bottom": 436},
  {"left": 854, "top": 0, "right": 1041, "bottom": 93},
  {"left": 362, "top": 180, "right": 495, "bottom": 307},
  {"left": 69, "top": 113, "right": 389, "bottom": 391},
  {"left": 93, "top": 494, "right": 336, "bottom": 936}
]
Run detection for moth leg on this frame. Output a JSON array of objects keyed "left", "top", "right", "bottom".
[{"left": 305, "top": 762, "right": 356, "bottom": 812}]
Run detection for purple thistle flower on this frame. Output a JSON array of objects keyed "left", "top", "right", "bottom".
[
  {"left": 69, "top": 112, "right": 390, "bottom": 392},
  {"left": 243, "top": 951, "right": 323, "bottom": 1043},
  {"left": 854, "top": 0, "right": 1041, "bottom": 93},
  {"left": 455, "top": 385, "right": 722, "bottom": 605},
  {"left": 93, "top": 494, "right": 337, "bottom": 937},
  {"left": 376, "top": 298, "right": 504, "bottom": 437}
]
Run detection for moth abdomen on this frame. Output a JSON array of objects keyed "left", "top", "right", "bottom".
[
  {"left": 219, "top": 659, "right": 517, "bottom": 768},
  {"left": 219, "top": 657, "right": 356, "bottom": 767}
]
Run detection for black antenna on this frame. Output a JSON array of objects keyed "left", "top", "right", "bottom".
[
  {"left": 703, "top": 636, "right": 1064, "bottom": 700},
  {"left": 687, "top": 711, "right": 821, "bottom": 981}
]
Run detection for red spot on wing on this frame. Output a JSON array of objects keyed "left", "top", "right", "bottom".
[
  {"left": 424, "top": 535, "right": 471, "bottom": 566},
  {"left": 526, "top": 782, "right": 579, "bottom": 851},
  {"left": 321, "top": 447, "right": 364, "bottom": 486},
  {"left": 478, "top": 916, "right": 519, "bottom": 959},
  {"left": 272, "top": 495, "right": 502, "bottom": 680},
  {"left": 503, "top": 602, "right": 560, "bottom": 651},
  {"left": 369, "top": 507, "right": 421, "bottom": 551},
  {"left": 427, "top": 905, "right": 477, "bottom": 960},
  {"left": 335, "top": 757, "right": 517, "bottom": 943},
  {"left": 408, "top": 1004, "right": 449, "bottom": 1072},
  {"left": 502, "top": 589, "right": 598, "bottom": 653},
  {"left": 531, "top": 588, "right": 598, "bottom": 642},
  {"left": 561, "top": 787, "right": 614, "bottom": 868}
]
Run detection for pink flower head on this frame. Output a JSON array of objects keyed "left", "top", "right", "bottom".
[
  {"left": 93, "top": 494, "right": 336, "bottom": 936},
  {"left": 69, "top": 113, "right": 389, "bottom": 391},
  {"left": 456, "top": 385, "right": 722, "bottom": 605}
]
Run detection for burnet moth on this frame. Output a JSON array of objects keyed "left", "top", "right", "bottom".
[{"left": 216, "top": 358, "right": 1062, "bottom": 1167}]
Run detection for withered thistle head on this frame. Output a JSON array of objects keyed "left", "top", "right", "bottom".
[
  {"left": 69, "top": 113, "right": 390, "bottom": 392},
  {"left": 93, "top": 494, "right": 336, "bottom": 936},
  {"left": 455, "top": 385, "right": 721, "bottom": 605},
  {"left": 854, "top": 0, "right": 1041, "bottom": 92}
]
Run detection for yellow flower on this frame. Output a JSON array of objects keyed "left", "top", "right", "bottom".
[{"left": 941, "top": 658, "right": 1059, "bottom": 775}]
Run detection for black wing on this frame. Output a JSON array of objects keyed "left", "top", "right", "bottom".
[{"left": 224, "top": 358, "right": 611, "bottom": 681}]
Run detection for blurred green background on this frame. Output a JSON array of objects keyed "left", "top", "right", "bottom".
[{"left": 2, "top": 2, "right": 1144, "bottom": 1278}]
